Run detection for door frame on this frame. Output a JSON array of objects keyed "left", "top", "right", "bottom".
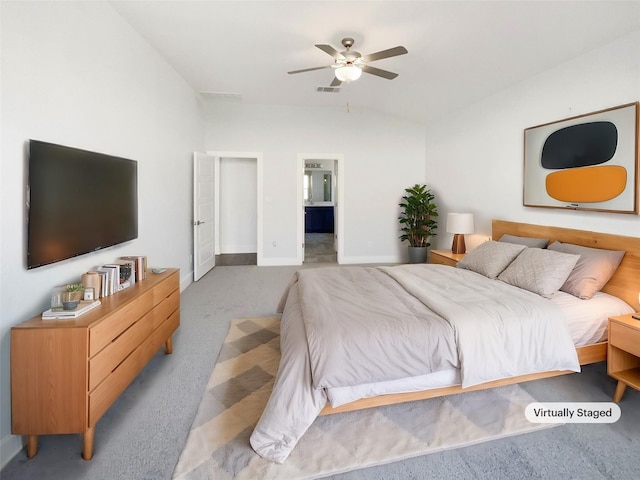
[
  {"left": 208, "top": 151, "right": 264, "bottom": 266},
  {"left": 297, "top": 153, "right": 344, "bottom": 264}
]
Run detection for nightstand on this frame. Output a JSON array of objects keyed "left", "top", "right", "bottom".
[
  {"left": 608, "top": 314, "right": 640, "bottom": 402},
  {"left": 429, "top": 249, "right": 465, "bottom": 267}
]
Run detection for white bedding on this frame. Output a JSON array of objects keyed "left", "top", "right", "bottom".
[
  {"left": 552, "top": 290, "right": 634, "bottom": 345},
  {"left": 250, "top": 264, "right": 588, "bottom": 463},
  {"left": 327, "top": 290, "right": 634, "bottom": 407}
]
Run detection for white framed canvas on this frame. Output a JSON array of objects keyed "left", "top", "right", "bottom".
[{"left": 523, "top": 102, "right": 639, "bottom": 214}]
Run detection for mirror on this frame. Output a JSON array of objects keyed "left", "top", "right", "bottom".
[{"left": 305, "top": 169, "right": 333, "bottom": 203}]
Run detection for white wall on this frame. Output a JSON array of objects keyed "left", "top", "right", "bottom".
[
  {"left": 425, "top": 30, "right": 640, "bottom": 251},
  {"left": 204, "top": 103, "right": 427, "bottom": 264},
  {"left": 219, "top": 157, "right": 258, "bottom": 253},
  {"left": 0, "top": 2, "right": 204, "bottom": 466}
]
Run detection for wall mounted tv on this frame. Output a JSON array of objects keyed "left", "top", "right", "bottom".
[{"left": 27, "top": 140, "right": 138, "bottom": 269}]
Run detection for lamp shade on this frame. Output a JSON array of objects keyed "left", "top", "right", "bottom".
[
  {"left": 335, "top": 65, "right": 362, "bottom": 82},
  {"left": 446, "top": 213, "right": 474, "bottom": 234}
]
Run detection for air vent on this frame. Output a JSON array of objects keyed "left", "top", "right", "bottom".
[{"left": 317, "top": 87, "right": 341, "bottom": 93}]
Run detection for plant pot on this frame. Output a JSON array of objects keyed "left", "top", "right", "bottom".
[
  {"left": 407, "top": 246, "right": 428, "bottom": 264},
  {"left": 62, "top": 291, "right": 82, "bottom": 310}
]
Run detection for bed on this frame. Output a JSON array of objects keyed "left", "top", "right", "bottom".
[{"left": 250, "top": 220, "right": 640, "bottom": 463}]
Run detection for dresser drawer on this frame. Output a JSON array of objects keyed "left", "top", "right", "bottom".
[
  {"left": 152, "top": 290, "right": 180, "bottom": 330},
  {"left": 89, "top": 313, "right": 154, "bottom": 391},
  {"left": 150, "top": 310, "right": 180, "bottom": 352},
  {"left": 88, "top": 334, "right": 157, "bottom": 425},
  {"left": 153, "top": 272, "right": 179, "bottom": 305},
  {"left": 609, "top": 321, "right": 640, "bottom": 358},
  {"left": 89, "top": 290, "right": 154, "bottom": 357}
]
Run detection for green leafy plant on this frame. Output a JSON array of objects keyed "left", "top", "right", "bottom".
[
  {"left": 398, "top": 184, "right": 438, "bottom": 248},
  {"left": 65, "top": 283, "right": 83, "bottom": 292}
]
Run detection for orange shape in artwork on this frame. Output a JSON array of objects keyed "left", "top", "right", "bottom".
[{"left": 545, "top": 165, "right": 627, "bottom": 203}]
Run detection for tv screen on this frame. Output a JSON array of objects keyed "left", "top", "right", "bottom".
[{"left": 27, "top": 140, "right": 138, "bottom": 269}]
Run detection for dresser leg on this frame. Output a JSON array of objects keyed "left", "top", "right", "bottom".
[
  {"left": 26, "top": 435, "right": 38, "bottom": 458},
  {"left": 82, "top": 427, "right": 95, "bottom": 460},
  {"left": 613, "top": 381, "right": 627, "bottom": 403},
  {"left": 165, "top": 337, "right": 173, "bottom": 354}
]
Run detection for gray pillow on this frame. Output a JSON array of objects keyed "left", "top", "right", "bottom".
[
  {"left": 456, "top": 241, "right": 526, "bottom": 279},
  {"left": 547, "top": 241, "right": 625, "bottom": 299},
  {"left": 498, "top": 234, "right": 549, "bottom": 249},
  {"left": 498, "top": 248, "right": 580, "bottom": 298}
]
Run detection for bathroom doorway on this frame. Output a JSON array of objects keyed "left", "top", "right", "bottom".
[{"left": 298, "top": 154, "right": 343, "bottom": 264}]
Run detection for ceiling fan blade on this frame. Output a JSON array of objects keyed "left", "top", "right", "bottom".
[
  {"left": 315, "top": 44, "right": 344, "bottom": 60},
  {"left": 329, "top": 77, "right": 342, "bottom": 87},
  {"left": 361, "top": 65, "right": 399, "bottom": 80},
  {"left": 362, "top": 46, "right": 408, "bottom": 63},
  {"left": 288, "top": 65, "right": 332, "bottom": 75}
]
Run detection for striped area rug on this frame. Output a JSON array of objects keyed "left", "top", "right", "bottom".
[{"left": 173, "top": 317, "right": 552, "bottom": 479}]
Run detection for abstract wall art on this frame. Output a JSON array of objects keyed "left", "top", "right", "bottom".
[{"left": 523, "top": 102, "right": 639, "bottom": 214}]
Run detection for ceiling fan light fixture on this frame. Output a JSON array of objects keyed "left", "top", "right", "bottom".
[{"left": 335, "top": 65, "right": 362, "bottom": 82}]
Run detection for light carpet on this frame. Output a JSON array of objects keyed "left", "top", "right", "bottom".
[{"left": 173, "top": 317, "right": 554, "bottom": 480}]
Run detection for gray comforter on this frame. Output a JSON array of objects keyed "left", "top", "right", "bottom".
[{"left": 250, "top": 264, "right": 580, "bottom": 463}]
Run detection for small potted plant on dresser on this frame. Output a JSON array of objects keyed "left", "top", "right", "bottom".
[
  {"left": 61, "top": 283, "right": 84, "bottom": 310},
  {"left": 398, "top": 184, "right": 438, "bottom": 263}
]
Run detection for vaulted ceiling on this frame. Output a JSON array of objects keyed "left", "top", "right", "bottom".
[{"left": 111, "top": 1, "right": 640, "bottom": 123}]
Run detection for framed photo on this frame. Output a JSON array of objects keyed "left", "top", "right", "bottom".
[
  {"left": 523, "top": 102, "right": 639, "bottom": 214},
  {"left": 83, "top": 287, "right": 95, "bottom": 301}
]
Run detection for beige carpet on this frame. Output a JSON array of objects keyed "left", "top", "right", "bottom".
[{"left": 173, "top": 317, "right": 554, "bottom": 480}]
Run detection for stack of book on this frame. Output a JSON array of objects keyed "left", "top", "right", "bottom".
[
  {"left": 120, "top": 256, "right": 147, "bottom": 282},
  {"left": 93, "top": 264, "right": 128, "bottom": 297},
  {"left": 42, "top": 300, "right": 101, "bottom": 320},
  {"left": 84, "top": 256, "right": 148, "bottom": 299}
]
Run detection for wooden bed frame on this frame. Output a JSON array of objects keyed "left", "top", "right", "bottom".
[{"left": 320, "top": 219, "right": 640, "bottom": 415}]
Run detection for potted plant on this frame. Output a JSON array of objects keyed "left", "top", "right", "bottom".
[
  {"left": 62, "top": 283, "right": 84, "bottom": 310},
  {"left": 398, "top": 184, "right": 438, "bottom": 263}
]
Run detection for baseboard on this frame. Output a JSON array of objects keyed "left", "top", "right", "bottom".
[
  {"left": 339, "top": 255, "right": 401, "bottom": 265},
  {"left": 180, "top": 271, "right": 193, "bottom": 292},
  {"left": 258, "top": 255, "right": 402, "bottom": 266},
  {"left": 1, "top": 433, "right": 22, "bottom": 470},
  {"left": 219, "top": 245, "right": 257, "bottom": 254}
]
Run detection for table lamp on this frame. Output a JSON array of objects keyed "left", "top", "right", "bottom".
[{"left": 446, "top": 213, "right": 474, "bottom": 254}]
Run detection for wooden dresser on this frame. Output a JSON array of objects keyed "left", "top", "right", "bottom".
[{"left": 11, "top": 268, "right": 180, "bottom": 460}]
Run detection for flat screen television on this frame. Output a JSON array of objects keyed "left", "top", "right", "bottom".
[{"left": 27, "top": 139, "right": 138, "bottom": 269}]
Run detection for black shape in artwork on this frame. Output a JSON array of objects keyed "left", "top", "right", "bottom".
[{"left": 541, "top": 121, "right": 618, "bottom": 169}]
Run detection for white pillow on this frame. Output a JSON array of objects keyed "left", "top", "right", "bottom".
[
  {"left": 498, "top": 248, "right": 580, "bottom": 298},
  {"left": 456, "top": 241, "right": 526, "bottom": 279}
]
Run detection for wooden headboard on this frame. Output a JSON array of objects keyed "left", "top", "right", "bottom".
[{"left": 492, "top": 220, "right": 640, "bottom": 311}]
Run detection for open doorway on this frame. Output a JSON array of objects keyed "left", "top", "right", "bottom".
[
  {"left": 217, "top": 156, "right": 258, "bottom": 265},
  {"left": 208, "top": 151, "right": 264, "bottom": 266},
  {"left": 297, "top": 154, "right": 344, "bottom": 264}
]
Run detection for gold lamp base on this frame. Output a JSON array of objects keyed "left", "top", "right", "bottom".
[{"left": 451, "top": 234, "right": 466, "bottom": 254}]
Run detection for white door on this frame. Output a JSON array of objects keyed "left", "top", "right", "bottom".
[{"left": 193, "top": 152, "right": 216, "bottom": 281}]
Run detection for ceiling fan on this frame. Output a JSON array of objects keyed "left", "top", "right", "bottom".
[{"left": 288, "top": 37, "right": 408, "bottom": 86}]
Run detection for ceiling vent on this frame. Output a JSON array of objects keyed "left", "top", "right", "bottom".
[{"left": 316, "top": 87, "right": 341, "bottom": 93}]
